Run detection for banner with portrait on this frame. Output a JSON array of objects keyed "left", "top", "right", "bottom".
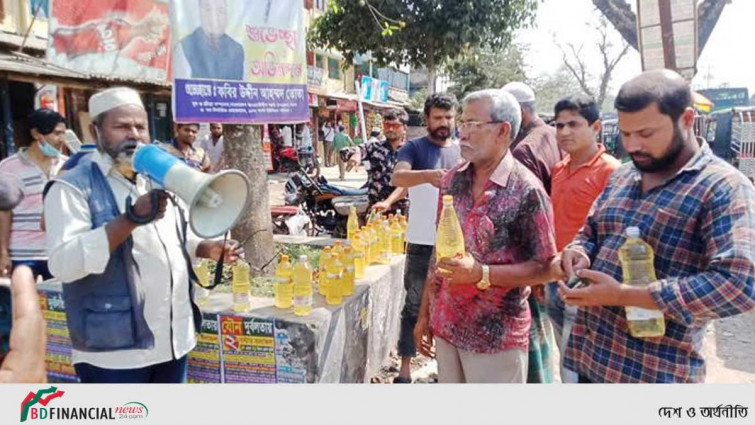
[
  {"left": 171, "top": 0, "right": 308, "bottom": 124},
  {"left": 47, "top": 0, "right": 171, "bottom": 81}
]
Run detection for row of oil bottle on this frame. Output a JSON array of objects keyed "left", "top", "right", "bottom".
[
  {"left": 193, "top": 206, "right": 411, "bottom": 316},
  {"left": 195, "top": 195, "right": 664, "bottom": 338}
]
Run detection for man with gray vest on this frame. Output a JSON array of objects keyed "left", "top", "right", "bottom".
[{"left": 43, "top": 87, "right": 243, "bottom": 383}]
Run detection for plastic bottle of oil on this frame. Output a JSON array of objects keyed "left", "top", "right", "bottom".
[
  {"left": 398, "top": 214, "right": 408, "bottom": 253},
  {"left": 390, "top": 217, "right": 403, "bottom": 255},
  {"left": 364, "top": 224, "right": 375, "bottom": 265},
  {"left": 326, "top": 253, "right": 343, "bottom": 305},
  {"left": 618, "top": 226, "right": 665, "bottom": 338},
  {"left": 274, "top": 255, "right": 294, "bottom": 309},
  {"left": 370, "top": 223, "right": 380, "bottom": 264},
  {"left": 232, "top": 261, "right": 252, "bottom": 313},
  {"left": 352, "top": 232, "right": 366, "bottom": 279},
  {"left": 293, "top": 255, "right": 313, "bottom": 316},
  {"left": 193, "top": 259, "right": 212, "bottom": 304},
  {"left": 318, "top": 246, "right": 333, "bottom": 296},
  {"left": 347, "top": 205, "right": 359, "bottom": 242},
  {"left": 436, "top": 195, "right": 465, "bottom": 261},
  {"left": 378, "top": 219, "right": 392, "bottom": 264},
  {"left": 341, "top": 246, "right": 356, "bottom": 296}
]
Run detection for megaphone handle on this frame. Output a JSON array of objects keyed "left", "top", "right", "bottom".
[{"left": 125, "top": 191, "right": 160, "bottom": 225}]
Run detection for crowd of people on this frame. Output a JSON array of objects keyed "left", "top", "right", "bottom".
[
  {"left": 0, "top": 69, "right": 753, "bottom": 384},
  {"left": 359, "top": 69, "right": 755, "bottom": 384}
]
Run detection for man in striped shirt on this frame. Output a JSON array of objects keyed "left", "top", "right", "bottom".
[
  {"left": 0, "top": 109, "right": 67, "bottom": 280},
  {"left": 558, "top": 70, "right": 755, "bottom": 382}
]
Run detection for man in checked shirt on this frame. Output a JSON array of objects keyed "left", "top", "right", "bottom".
[{"left": 558, "top": 69, "right": 755, "bottom": 383}]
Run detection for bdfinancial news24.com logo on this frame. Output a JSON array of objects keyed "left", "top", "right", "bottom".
[{"left": 20, "top": 386, "right": 149, "bottom": 422}]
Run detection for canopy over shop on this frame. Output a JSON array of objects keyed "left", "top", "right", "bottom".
[{"left": 0, "top": 52, "right": 172, "bottom": 160}]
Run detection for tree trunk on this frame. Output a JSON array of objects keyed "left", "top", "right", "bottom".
[{"left": 222, "top": 124, "right": 274, "bottom": 277}]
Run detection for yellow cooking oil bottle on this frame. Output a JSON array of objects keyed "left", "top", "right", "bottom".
[
  {"left": 293, "top": 255, "right": 313, "bottom": 316},
  {"left": 274, "top": 255, "right": 293, "bottom": 309},
  {"left": 326, "top": 253, "right": 343, "bottom": 305},
  {"left": 341, "top": 246, "right": 356, "bottom": 296},
  {"left": 398, "top": 214, "right": 408, "bottom": 253},
  {"left": 232, "top": 261, "right": 252, "bottom": 313},
  {"left": 318, "top": 246, "right": 333, "bottom": 296},
  {"left": 378, "top": 219, "right": 391, "bottom": 264},
  {"left": 390, "top": 217, "right": 403, "bottom": 255},
  {"left": 436, "top": 195, "right": 465, "bottom": 262},
  {"left": 364, "top": 223, "right": 375, "bottom": 265},
  {"left": 618, "top": 226, "right": 665, "bottom": 338},
  {"left": 352, "top": 232, "right": 366, "bottom": 279},
  {"left": 193, "top": 259, "right": 212, "bottom": 304},
  {"left": 347, "top": 205, "right": 359, "bottom": 241}
]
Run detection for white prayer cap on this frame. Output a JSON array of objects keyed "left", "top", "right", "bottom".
[
  {"left": 89, "top": 87, "right": 145, "bottom": 120},
  {"left": 501, "top": 81, "right": 536, "bottom": 104}
]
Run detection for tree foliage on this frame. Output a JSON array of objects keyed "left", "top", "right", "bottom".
[
  {"left": 446, "top": 44, "right": 528, "bottom": 100},
  {"left": 308, "top": 0, "right": 538, "bottom": 92},
  {"left": 529, "top": 66, "right": 583, "bottom": 117}
]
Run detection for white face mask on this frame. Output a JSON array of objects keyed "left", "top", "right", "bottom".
[{"left": 38, "top": 140, "right": 62, "bottom": 157}]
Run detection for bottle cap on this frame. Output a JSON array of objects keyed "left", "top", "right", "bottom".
[
  {"left": 299, "top": 255, "right": 308, "bottom": 262},
  {"left": 443, "top": 195, "right": 453, "bottom": 203},
  {"left": 281, "top": 255, "right": 289, "bottom": 262},
  {"left": 625, "top": 226, "right": 641, "bottom": 238}
]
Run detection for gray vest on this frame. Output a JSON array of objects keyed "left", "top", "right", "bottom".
[{"left": 45, "top": 157, "right": 201, "bottom": 352}]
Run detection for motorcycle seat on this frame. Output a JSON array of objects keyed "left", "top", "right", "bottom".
[
  {"left": 332, "top": 195, "right": 370, "bottom": 215},
  {"left": 319, "top": 183, "right": 368, "bottom": 197}
]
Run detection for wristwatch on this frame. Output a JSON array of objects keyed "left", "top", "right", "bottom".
[{"left": 476, "top": 264, "right": 491, "bottom": 291}]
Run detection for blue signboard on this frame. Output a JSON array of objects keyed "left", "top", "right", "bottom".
[{"left": 698, "top": 88, "right": 750, "bottom": 111}]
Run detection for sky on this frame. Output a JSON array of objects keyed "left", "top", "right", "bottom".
[{"left": 516, "top": 0, "right": 755, "bottom": 97}]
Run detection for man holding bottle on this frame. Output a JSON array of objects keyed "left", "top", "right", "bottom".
[
  {"left": 558, "top": 70, "right": 755, "bottom": 383},
  {"left": 414, "top": 89, "right": 560, "bottom": 383}
]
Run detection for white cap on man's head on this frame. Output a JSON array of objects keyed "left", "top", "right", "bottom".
[
  {"left": 89, "top": 87, "right": 145, "bottom": 120},
  {"left": 501, "top": 81, "right": 536, "bottom": 104}
]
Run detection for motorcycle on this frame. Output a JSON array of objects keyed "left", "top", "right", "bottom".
[
  {"left": 283, "top": 165, "right": 369, "bottom": 237},
  {"left": 271, "top": 144, "right": 320, "bottom": 176}
]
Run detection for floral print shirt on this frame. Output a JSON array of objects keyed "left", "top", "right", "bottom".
[{"left": 430, "top": 151, "right": 557, "bottom": 353}]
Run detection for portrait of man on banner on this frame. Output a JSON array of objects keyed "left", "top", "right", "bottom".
[
  {"left": 171, "top": 0, "right": 309, "bottom": 124},
  {"left": 173, "top": 0, "right": 245, "bottom": 81}
]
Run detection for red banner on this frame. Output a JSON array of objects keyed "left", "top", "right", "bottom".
[{"left": 48, "top": 0, "right": 171, "bottom": 81}]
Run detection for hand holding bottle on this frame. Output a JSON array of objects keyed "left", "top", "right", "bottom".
[{"left": 436, "top": 253, "right": 482, "bottom": 286}]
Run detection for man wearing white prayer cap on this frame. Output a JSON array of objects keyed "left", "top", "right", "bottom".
[{"left": 42, "top": 87, "right": 243, "bottom": 383}]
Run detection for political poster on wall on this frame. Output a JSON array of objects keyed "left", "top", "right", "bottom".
[
  {"left": 170, "top": 0, "right": 309, "bottom": 124},
  {"left": 47, "top": 0, "right": 171, "bottom": 81}
]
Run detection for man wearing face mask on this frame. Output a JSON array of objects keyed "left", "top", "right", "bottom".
[
  {"left": 43, "top": 87, "right": 243, "bottom": 383},
  {"left": 173, "top": 0, "right": 244, "bottom": 81},
  {"left": 0, "top": 109, "right": 67, "bottom": 281}
]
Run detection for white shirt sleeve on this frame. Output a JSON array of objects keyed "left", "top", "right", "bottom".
[
  {"left": 173, "top": 43, "right": 192, "bottom": 80},
  {"left": 45, "top": 182, "right": 111, "bottom": 282}
]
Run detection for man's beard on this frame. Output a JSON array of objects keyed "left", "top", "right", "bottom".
[
  {"left": 428, "top": 125, "right": 451, "bottom": 141},
  {"left": 629, "top": 126, "right": 686, "bottom": 173},
  {"left": 99, "top": 138, "right": 141, "bottom": 179}
]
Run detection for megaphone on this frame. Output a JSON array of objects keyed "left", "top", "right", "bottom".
[{"left": 132, "top": 144, "right": 250, "bottom": 238}]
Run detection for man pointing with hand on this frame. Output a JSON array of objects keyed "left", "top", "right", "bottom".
[{"left": 390, "top": 93, "right": 461, "bottom": 383}]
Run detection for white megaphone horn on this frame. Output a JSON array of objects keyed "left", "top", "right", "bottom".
[{"left": 132, "top": 144, "right": 250, "bottom": 238}]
